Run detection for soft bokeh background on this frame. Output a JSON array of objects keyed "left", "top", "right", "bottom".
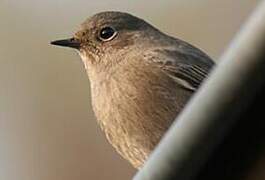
[{"left": 0, "top": 0, "right": 260, "bottom": 180}]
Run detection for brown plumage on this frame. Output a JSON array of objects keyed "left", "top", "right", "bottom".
[{"left": 51, "top": 11, "right": 215, "bottom": 169}]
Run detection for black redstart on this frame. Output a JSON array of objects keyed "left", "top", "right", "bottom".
[{"left": 51, "top": 11, "right": 215, "bottom": 168}]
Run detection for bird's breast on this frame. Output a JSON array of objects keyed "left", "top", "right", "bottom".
[{"left": 88, "top": 63, "right": 192, "bottom": 168}]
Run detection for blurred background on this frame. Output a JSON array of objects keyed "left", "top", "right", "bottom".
[{"left": 0, "top": 0, "right": 260, "bottom": 180}]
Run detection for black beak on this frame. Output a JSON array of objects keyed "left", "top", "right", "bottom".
[{"left": 51, "top": 38, "right": 81, "bottom": 49}]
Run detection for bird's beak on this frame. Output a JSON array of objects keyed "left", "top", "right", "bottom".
[{"left": 51, "top": 38, "right": 81, "bottom": 49}]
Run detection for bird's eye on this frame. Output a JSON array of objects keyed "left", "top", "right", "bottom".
[{"left": 98, "top": 27, "right": 117, "bottom": 41}]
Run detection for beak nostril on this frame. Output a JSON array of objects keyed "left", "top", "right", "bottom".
[{"left": 70, "top": 38, "right": 76, "bottom": 42}]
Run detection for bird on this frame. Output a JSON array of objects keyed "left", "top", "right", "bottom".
[{"left": 51, "top": 11, "right": 215, "bottom": 169}]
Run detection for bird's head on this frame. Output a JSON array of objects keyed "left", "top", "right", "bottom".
[{"left": 51, "top": 11, "right": 160, "bottom": 70}]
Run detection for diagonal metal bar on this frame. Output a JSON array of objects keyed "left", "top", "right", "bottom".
[{"left": 133, "top": 1, "right": 265, "bottom": 180}]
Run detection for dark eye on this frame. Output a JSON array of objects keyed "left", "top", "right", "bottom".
[{"left": 98, "top": 27, "right": 117, "bottom": 41}]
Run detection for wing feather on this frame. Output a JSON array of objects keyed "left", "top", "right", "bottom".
[{"left": 149, "top": 48, "right": 215, "bottom": 91}]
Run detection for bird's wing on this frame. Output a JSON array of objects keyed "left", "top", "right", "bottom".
[
  {"left": 161, "top": 63, "right": 210, "bottom": 91},
  {"left": 150, "top": 48, "right": 215, "bottom": 91}
]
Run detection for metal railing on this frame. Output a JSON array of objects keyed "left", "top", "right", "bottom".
[{"left": 133, "top": 1, "right": 265, "bottom": 180}]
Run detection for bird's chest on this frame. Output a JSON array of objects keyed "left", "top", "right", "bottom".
[
  {"left": 90, "top": 79, "right": 154, "bottom": 167},
  {"left": 88, "top": 64, "right": 190, "bottom": 168}
]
